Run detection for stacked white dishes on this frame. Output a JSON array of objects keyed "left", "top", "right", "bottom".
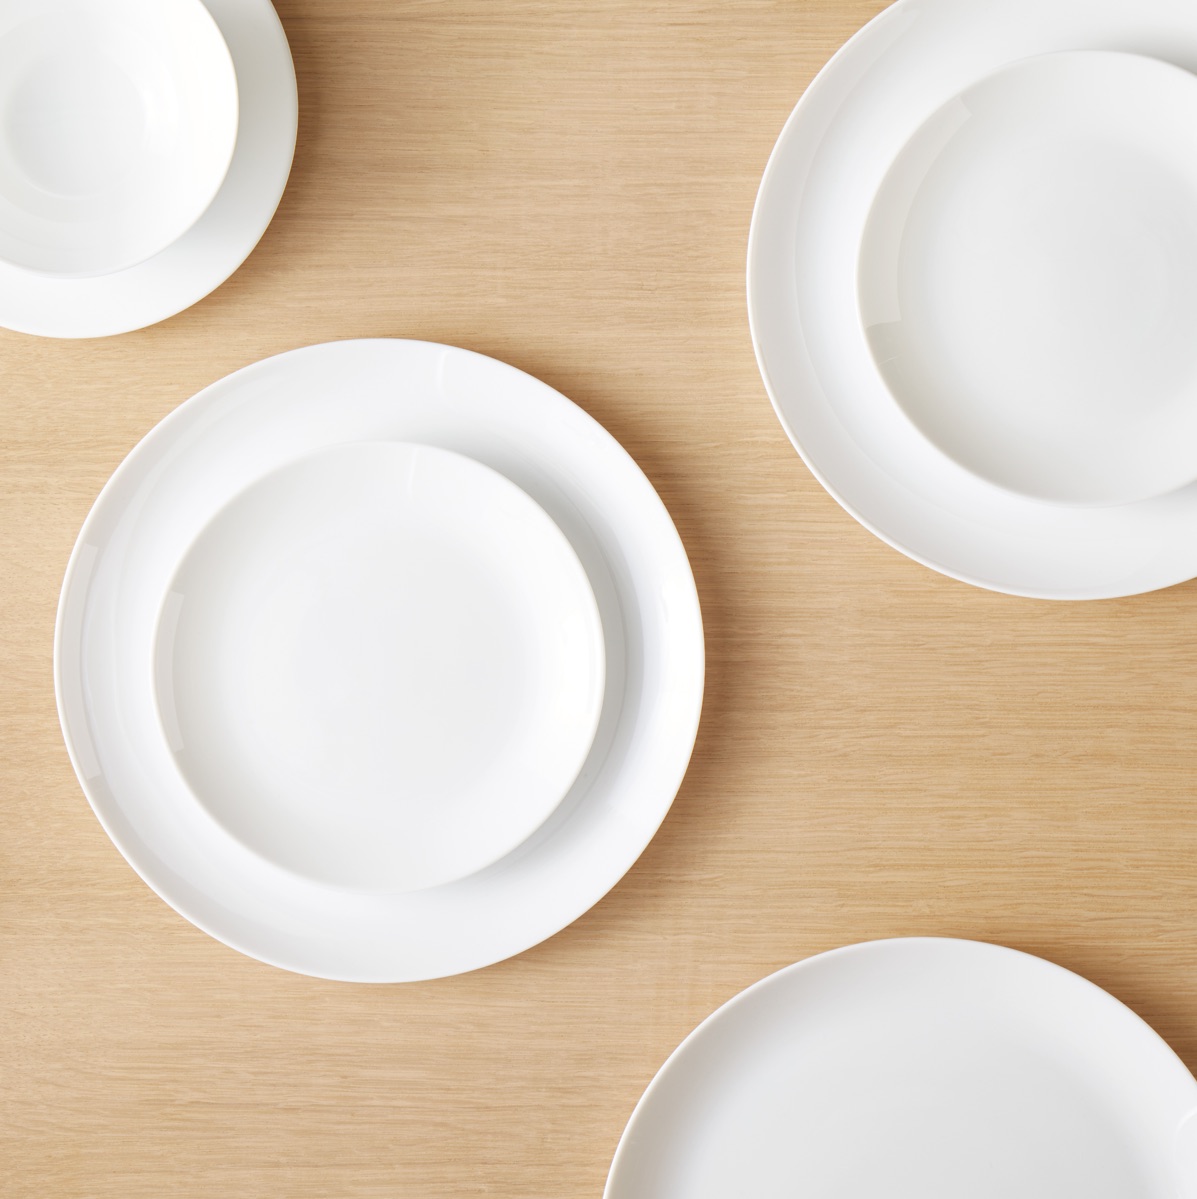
[
  {"left": 0, "top": 0, "right": 296, "bottom": 337},
  {"left": 54, "top": 340, "right": 705, "bottom": 980},
  {"left": 748, "top": 0, "right": 1197, "bottom": 598}
]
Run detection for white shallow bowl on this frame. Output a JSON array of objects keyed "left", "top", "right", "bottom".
[
  {"left": 0, "top": 0, "right": 239, "bottom": 277},
  {"left": 748, "top": 0, "right": 1197, "bottom": 598},
  {"left": 0, "top": 0, "right": 294, "bottom": 338},
  {"left": 859, "top": 51, "right": 1197, "bottom": 507},
  {"left": 156, "top": 440, "right": 605, "bottom": 894},
  {"left": 606, "top": 939, "right": 1197, "bottom": 1199},
  {"left": 55, "top": 340, "right": 705, "bottom": 981}
]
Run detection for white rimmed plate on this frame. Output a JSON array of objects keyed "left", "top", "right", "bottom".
[
  {"left": 0, "top": 0, "right": 295, "bottom": 337},
  {"left": 157, "top": 440, "right": 606, "bottom": 894},
  {"left": 748, "top": 0, "right": 1197, "bottom": 597},
  {"left": 606, "top": 938, "right": 1197, "bottom": 1199},
  {"left": 55, "top": 339, "right": 705, "bottom": 981}
]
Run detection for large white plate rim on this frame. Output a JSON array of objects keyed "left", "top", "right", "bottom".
[
  {"left": 54, "top": 339, "right": 705, "bottom": 981},
  {"left": 605, "top": 937, "right": 1197, "bottom": 1198},
  {"left": 748, "top": 0, "right": 1197, "bottom": 599},
  {"left": 0, "top": 0, "right": 296, "bottom": 339}
]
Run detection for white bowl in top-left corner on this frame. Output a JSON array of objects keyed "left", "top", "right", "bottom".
[{"left": 0, "top": 0, "right": 238, "bottom": 278}]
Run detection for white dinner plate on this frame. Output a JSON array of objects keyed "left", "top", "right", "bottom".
[
  {"left": 0, "top": 0, "right": 239, "bottom": 277},
  {"left": 749, "top": 0, "right": 1197, "bottom": 597},
  {"left": 606, "top": 938, "right": 1197, "bottom": 1199},
  {"left": 0, "top": 0, "right": 295, "bottom": 337},
  {"left": 55, "top": 339, "right": 704, "bottom": 981},
  {"left": 158, "top": 440, "right": 606, "bottom": 894}
]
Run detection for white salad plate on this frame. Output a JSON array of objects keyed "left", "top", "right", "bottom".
[
  {"left": 858, "top": 51, "right": 1197, "bottom": 507},
  {"left": 158, "top": 440, "right": 606, "bottom": 894},
  {"left": 606, "top": 938, "right": 1197, "bottom": 1199},
  {"left": 55, "top": 339, "right": 705, "bottom": 981},
  {"left": 0, "top": 0, "right": 239, "bottom": 278},
  {"left": 749, "top": 0, "right": 1197, "bottom": 598},
  {"left": 0, "top": 0, "right": 295, "bottom": 338}
]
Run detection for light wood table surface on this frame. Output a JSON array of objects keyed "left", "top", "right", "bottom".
[{"left": 5, "top": 2, "right": 1197, "bottom": 1195}]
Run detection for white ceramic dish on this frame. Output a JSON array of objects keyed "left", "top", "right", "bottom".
[
  {"left": 749, "top": 0, "right": 1197, "bottom": 597},
  {"left": 157, "top": 440, "right": 606, "bottom": 894},
  {"left": 606, "top": 938, "right": 1197, "bottom": 1199},
  {"left": 0, "top": 0, "right": 294, "bottom": 337},
  {"left": 55, "top": 339, "right": 704, "bottom": 981},
  {"left": 858, "top": 51, "right": 1197, "bottom": 507},
  {"left": 0, "top": 0, "right": 239, "bottom": 277}
]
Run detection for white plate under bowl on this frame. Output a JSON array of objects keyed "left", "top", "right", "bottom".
[
  {"left": 749, "top": 0, "right": 1197, "bottom": 597},
  {"left": 0, "top": 0, "right": 239, "bottom": 277},
  {"left": 156, "top": 440, "right": 605, "bottom": 894},
  {"left": 858, "top": 51, "right": 1197, "bottom": 507},
  {"left": 0, "top": 0, "right": 294, "bottom": 338},
  {"left": 55, "top": 339, "right": 704, "bottom": 981},
  {"left": 606, "top": 939, "right": 1197, "bottom": 1199}
]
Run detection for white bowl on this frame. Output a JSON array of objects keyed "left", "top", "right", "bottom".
[
  {"left": 858, "top": 51, "right": 1197, "bottom": 507},
  {"left": 0, "top": 0, "right": 239, "bottom": 278}
]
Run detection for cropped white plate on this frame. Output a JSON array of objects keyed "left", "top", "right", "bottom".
[
  {"left": 0, "top": 0, "right": 294, "bottom": 337},
  {"left": 606, "top": 939, "right": 1197, "bottom": 1199},
  {"left": 157, "top": 441, "right": 605, "bottom": 894},
  {"left": 749, "top": 0, "right": 1197, "bottom": 597},
  {"left": 859, "top": 51, "right": 1197, "bottom": 506},
  {"left": 0, "top": 0, "right": 239, "bottom": 277},
  {"left": 55, "top": 340, "right": 704, "bottom": 980}
]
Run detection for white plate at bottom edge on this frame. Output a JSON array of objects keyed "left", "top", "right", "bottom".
[
  {"left": 55, "top": 339, "right": 704, "bottom": 980},
  {"left": 606, "top": 938, "right": 1197, "bottom": 1199}
]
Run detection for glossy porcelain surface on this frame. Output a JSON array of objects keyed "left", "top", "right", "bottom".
[
  {"left": 156, "top": 441, "right": 605, "bottom": 893},
  {"left": 0, "top": 0, "right": 295, "bottom": 337},
  {"left": 0, "top": 0, "right": 239, "bottom": 277},
  {"left": 859, "top": 52, "right": 1197, "bottom": 506},
  {"left": 748, "top": 0, "right": 1197, "bottom": 597},
  {"left": 55, "top": 340, "right": 705, "bottom": 980},
  {"left": 606, "top": 939, "right": 1197, "bottom": 1199}
]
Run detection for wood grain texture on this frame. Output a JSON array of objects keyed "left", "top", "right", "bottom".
[{"left": 4, "top": 1, "right": 1197, "bottom": 1195}]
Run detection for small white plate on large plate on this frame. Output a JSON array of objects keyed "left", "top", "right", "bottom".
[
  {"left": 56, "top": 339, "right": 704, "bottom": 981},
  {"left": 158, "top": 440, "right": 605, "bottom": 894},
  {"left": 606, "top": 938, "right": 1197, "bottom": 1199},
  {"left": 0, "top": 0, "right": 295, "bottom": 338},
  {"left": 749, "top": 0, "right": 1197, "bottom": 597},
  {"left": 858, "top": 50, "right": 1197, "bottom": 507}
]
